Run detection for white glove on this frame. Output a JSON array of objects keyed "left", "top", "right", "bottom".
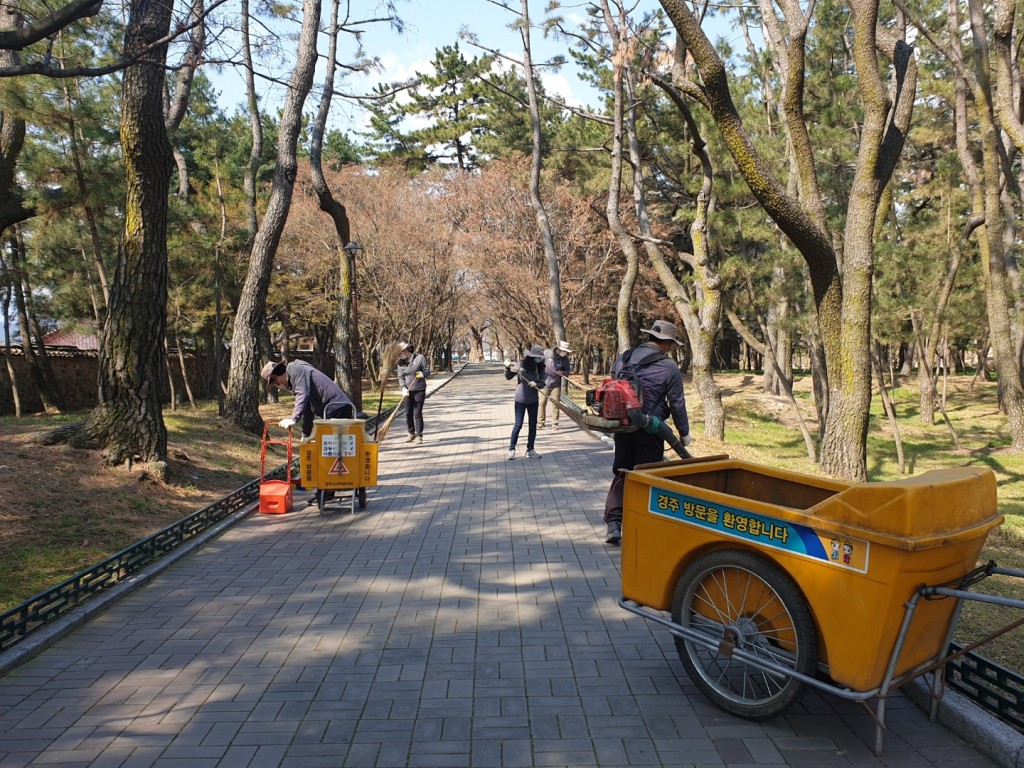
[
  {"left": 503, "top": 360, "right": 511, "bottom": 368},
  {"left": 401, "top": 387, "right": 409, "bottom": 397},
  {"left": 279, "top": 418, "right": 296, "bottom": 430},
  {"left": 415, "top": 371, "right": 424, "bottom": 379},
  {"left": 682, "top": 433, "right": 692, "bottom": 446}
]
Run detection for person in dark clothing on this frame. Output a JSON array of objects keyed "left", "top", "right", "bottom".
[
  {"left": 504, "top": 344, "right": 546, "bottom": 460},
  {"left": 396, "top": 342, "right": 429, "bottom": 444},
  {"left": 260, "top": 359, "right": 355, "bottom": 439},
  {"left": 603, "top": 320, "right": 691, "bottom": 545}
]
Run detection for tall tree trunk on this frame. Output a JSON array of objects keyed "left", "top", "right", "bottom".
[
  {"left": 88, "top": 0, "right": 174, "bottom": 471},
  {"left": 601, "top": 4, "right": 639, "bottom": 355},
  {"left": 224, "top": 0, "right": 322, "bottom": 432},
  {"left": 1, "top": 260, "right": 20, "bottom": 416},
  {"left": 163, "top": 0, "right": 205, "bottom": 200},
  {"left": 309, "top": 0, "right": 355, "bottom": 400},
  {"left": 647, "top": 44, "right": 724, "bottom": 440},
  {"left": 967, "top": 0, "right": 1024, "bottom": 448},
  {"left": 61, "top": 78, "right": 110, "bottom": 312},
  {"left": 660, "top": 0, "right": 915, "bottom": 480},
  {"left": 240, "top": 0, "right": 262, "bottom": 249},
  {"left": 0, "top": 0, "right": 32, "bottom": 236},
  {"left": 9, "top": 227, "right": 62, "bottom": 411},
  {"left": 519, "top": 0, "right": 566, "bottom": 343}
]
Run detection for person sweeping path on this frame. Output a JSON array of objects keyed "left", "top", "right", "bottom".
[
  {"left": 504, "top": 344, "right": 546, "bottom": 460},
  {"left": 397, "top": 342, "right": 429, "bottom": 444}
]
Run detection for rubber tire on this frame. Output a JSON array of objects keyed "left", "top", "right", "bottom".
[
  {"left": 357, "top": 487, "right": 367, "bottom": 509},
  {"left": 671, "top": 549, "right": 817, "bottom": 720},
  {"left": 317, "top": 490, "right": 327, "bottom": 516}
]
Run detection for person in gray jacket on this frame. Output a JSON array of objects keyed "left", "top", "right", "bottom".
[
  {"left": 260, "top": 359, "right": 355, "bottom": 439},
  {"left": 397, "top": 342, "right": 429, "bottom": 444},
  {"left": 603, "top": 320, "right": 691, "bottom": 545},
  {"left": 504, "top": 344, "right": 546, "bottom": 460}
]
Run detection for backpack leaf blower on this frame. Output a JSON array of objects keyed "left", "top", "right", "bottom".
[{"left": 585, "top": 379, "right": 691, "bottom": 459}]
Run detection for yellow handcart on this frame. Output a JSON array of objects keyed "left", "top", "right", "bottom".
[
  {"left": 298, "top": 418, "right": 378, "bottom": 515},
  {"left": 618, "top": 455, "right": 1024, "bottom": 754}
]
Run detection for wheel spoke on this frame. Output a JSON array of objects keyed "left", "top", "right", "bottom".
[{"left": 673, "top": 552, "right": 817, "bottom": 719}]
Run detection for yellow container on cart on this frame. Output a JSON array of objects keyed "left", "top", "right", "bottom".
[
  {"left": 621, "top": 457, "right": 1001, "bottom": 692},
  {"left": 299, "top": 418, "right": 378, "bottom": 497}
]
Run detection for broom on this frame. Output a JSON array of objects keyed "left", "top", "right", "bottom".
[{"left": 373, "top": 342, "right": 406, "bottom": 444}]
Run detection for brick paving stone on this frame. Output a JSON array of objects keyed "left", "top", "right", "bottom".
[{"left": 0, "top": 366, "right": 1007, "bottom": 767}]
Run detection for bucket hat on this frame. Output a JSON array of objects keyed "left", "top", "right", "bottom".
[
  {"left": 640, "top": 320, "right": 684, "bottom": 346},
  {"left": 261, "top": 361, "right": 286, "bottom": 381},
  {"left": 524, "top": 344, "right": 545, "bottom": 359},
  {"left": 556, "top": 340, "right": 572, "bottom": 353}
]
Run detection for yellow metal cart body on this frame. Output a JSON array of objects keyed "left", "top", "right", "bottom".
[
  {"left": 618, "top": 455, "right": 1017, "bottom": 753},
  {"left": 298, "top": 418, "right": 378, "bottom": 514}
]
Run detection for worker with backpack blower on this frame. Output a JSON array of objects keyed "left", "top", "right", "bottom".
[{"left": 603, "top": 319, "right": 691, "bottom": 545}]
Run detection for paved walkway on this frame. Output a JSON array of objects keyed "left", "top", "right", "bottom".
[{"left": 0, "top": 365, "right": 1002, "bottom": 767}]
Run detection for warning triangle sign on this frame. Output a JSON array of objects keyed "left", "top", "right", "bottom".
[{"left": 328, "top": 457, "right": 349, "bottom": 475}]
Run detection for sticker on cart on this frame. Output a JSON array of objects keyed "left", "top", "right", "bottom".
[
  {"left": 328, "top": 457, "right": 349, "bottom": 475},
  {"left": 341, "top": 434, "right": 356, "bottom": 457},
  {"left": 647, "top": 488, "right": 869, "bottom": 572},
  {"left": 321, "top": 434, "right": 339, "bottom": 457}
]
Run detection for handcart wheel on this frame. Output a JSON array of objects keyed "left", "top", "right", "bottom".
[
  {"left": 317, "top": 490, "right": 327, "bottom": 516},
  {"left": 671, "top": 549, "right": 817, "bottom": 720},
  {"left": 357, "top": 487, "right": 367, "bottom": 509}
]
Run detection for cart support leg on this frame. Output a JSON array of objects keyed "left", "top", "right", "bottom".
[{"left": 874, "top": 699, "right": 886, "bottom": 756}]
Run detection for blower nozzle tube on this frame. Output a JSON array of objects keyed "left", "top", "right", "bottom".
[{"left": 626, "top": 408, "right": 691, "bottom": 459}]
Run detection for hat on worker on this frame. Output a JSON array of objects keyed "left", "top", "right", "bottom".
[
  {"left": 556, "top": 340, "right": 572, "bottom": 354},
  {"left": 524, "top": 344, "right": 545, "bottom": 359},
  {"left": 261, "top": 361, "right": 286, "bottom": 381},
  {"left": 398, "top": 341, "right": 410, "bottom": 351},
  {"left": 641, "top": 319, "right": 684, "bottom": 346}
]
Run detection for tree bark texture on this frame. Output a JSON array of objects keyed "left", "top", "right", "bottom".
[
  {"left": 310, "top": 0, "right": 354, "bottom": 398},
  {"left": 0, "top": 1, "right": 31, "bottom": 234},
  {"left": 520, "top": 0, "right": 566, "bottom": 344},
  {"left": 602, "top": 11, "right": 639, "bottom": 355},
  {"left": 660, "top": 0, "right": 916, "bottom": 480},
  {"left": 224, "top": 0, "right": 322, "bottom": 433},
  {"left": 89, "top": 0, "right": 174, "bottom": 468}
]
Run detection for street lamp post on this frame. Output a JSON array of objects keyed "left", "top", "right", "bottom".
[{"left": 343, "top": 241, "right": 363, "bottom": 409}]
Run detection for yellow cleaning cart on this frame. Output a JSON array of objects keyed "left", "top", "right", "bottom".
[
  {"left": 618, "top": 455, "right": 1024, "bottom": 754},
  {"left": 298, "top": 418, "right": 378, "bottom": 515}
]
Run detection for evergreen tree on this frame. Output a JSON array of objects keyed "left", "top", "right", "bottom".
[{"left": 363, "top": 43, "right": 494, "bottom": 171}]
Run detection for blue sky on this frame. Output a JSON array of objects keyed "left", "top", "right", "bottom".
[{"left": 213, "top": 0, "right": 671, "bottom": 135}]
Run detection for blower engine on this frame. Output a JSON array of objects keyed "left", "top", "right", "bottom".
[{"left": 587, "top": 379, "right": 642, "bottom": 425}]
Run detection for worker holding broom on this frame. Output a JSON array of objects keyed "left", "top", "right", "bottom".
[{"left": 397, "top": 342, "right": 429, "bottom": 444}]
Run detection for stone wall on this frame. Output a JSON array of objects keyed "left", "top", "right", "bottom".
[{"left": 0, "top": 349, "right": 215, "bottom": 416}]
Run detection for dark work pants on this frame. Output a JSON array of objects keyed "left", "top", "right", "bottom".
[
  {"left": 509, "top": 401, "right": 538, "bottom": 451},
  {"left": 405, "top": 389, "right": 426, "bottom": 436},
  {"left": 604, "top": 431, "right": 664, "bottom": 524},
  {"left": 323, "top": 402, "right": 355, "bottom": 419}
]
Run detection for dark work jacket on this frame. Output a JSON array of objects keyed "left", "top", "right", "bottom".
[
  {"left": 610, "top": 343, "right": 689, "bottom": 437},
  {"left": 505, "top": 357, "right": 544, "bottom": 404},
  {"left": 285, "top": 360, "right": 353, "bottom": 436}
]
